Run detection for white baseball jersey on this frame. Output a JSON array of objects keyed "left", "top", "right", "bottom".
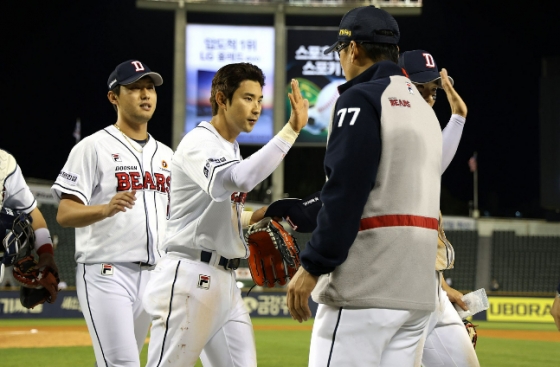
[
  {"left": 145, "top": 121, "right": 295, "bottom": 367},
  {"left": 164, "top": 121, "right": 247, "bottom": 260},
  {"left": 0, "top": 149, "right": 36, "bottom": 213},
  {"left": 51, "top": 125, "right": 173, "bottom": 264}
]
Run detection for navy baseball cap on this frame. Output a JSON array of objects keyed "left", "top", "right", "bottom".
[
  {"left": 264, "top": 191, "right": 322, "bottom": 233},
  {"left": 107, "top": 60, "right": 163, "bottom": 90},
  {"left": 398, "top": 50, "right": 454, "bottom": 88},
  {"left": 324, "top": 6, "right": 400, "bottom": 55}
]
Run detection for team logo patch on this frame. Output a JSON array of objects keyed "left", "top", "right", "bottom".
[
  {"left": 406, "top": 82, "right": 414, "bottom": 95},
  {"left": 161, "top": 160, "right": 168, "bottom": 169},
  {"left": 101, "top": 264, "right": 114, "bottom": 276},
  {"left": 112, "top": 154, "right": 122, "bottom": 162},
  {"left": 198, "top": 274, "right": 211, "bottom": 290},
  {"left": 339, "top": 29, "right": 351, "bottom": 36}
]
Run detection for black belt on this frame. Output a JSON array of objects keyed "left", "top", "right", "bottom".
[
  {"left": 200, "top": 251, "right": 240, "bottom": 270},
  {"left": 133, "top": 261, "right": 154, "bottom": 267}
]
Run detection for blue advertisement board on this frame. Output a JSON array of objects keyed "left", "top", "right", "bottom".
[
  {"left": 0, "top": 290, "right": 317, "bottom": 319},
  {"left": 185, "top": 24, "right": 275, "bottom": 145}
]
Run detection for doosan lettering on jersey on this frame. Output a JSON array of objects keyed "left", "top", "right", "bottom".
[{"left": 51, "top": 125, "right": 173, "bottom": 264}]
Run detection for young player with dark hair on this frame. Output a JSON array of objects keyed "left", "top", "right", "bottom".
[
  {"left": 142, "top": 62, "right": 308, "bottom": 367},
  {"left": 52, "top": 60, "right": 173, "bottom": 367}
]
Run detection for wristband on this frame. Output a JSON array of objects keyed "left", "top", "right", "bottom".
[
  {"left": 241, "top": 211, "right": 253, "bottom": 229},
  {"left": 34, "top": 228, "right": 54, "bottom": 255},
  {"left": 277, "top": 123, "right": 299, "bottom": 145}
]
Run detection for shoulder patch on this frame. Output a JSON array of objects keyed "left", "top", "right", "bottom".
[
  {"left": 57, "top": 170, "right": 80, "bottom": 186},
  {"left": 406, "top": 81, "right": 415, "bottom": 94}
]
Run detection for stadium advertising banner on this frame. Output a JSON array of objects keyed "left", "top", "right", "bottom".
[
  {"left": 485, "top": 296, "right": 555, "bottom": 323},
  {"left": 185, "top": 24, "right": 275, "bottom": 145},
  {"left": 0, "top": 291, "right": 317, "bottom": 319},
  {"left": 286, "top": 28, "right": 346, "bottom": 145}
]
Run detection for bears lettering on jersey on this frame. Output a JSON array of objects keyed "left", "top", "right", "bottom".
[
  {"left": 389, "top": 98, "right": 411, "bottom": 107},
  {"left": 115, "top": 170, "right": 170, "bottom": 193}
]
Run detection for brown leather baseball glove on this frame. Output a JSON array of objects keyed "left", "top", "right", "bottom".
[
  {"left": 245, "top": 218, "right": 301, "bottom": 287},
  {"left": 12, "top": 255, "right": 60, "bottom": 308},
  {"left": 463, "top": 319, "right": 478, "bottom": 349}
]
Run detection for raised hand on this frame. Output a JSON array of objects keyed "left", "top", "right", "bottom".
[
  {"left": 440, "top": 68, "right": 467, "bottom": 118},
  {"left": 287, "top": 79, "right": 309, "bottom": 133}
]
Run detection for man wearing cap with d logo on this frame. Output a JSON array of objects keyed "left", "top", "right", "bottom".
[
  {"left": 287, "top": 6, "right": 443, "bottom": 366},
  {"left": 52, "top": 60, "right": 173, "bottom": 366},
  {"left": 399, "top": 50, "right": 479, "bottom": 366}
]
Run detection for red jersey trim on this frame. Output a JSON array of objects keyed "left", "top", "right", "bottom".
[{"left": 359, "top": 214, "right": 438, "bottom": 231}]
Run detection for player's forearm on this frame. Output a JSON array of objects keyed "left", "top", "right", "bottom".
[
  {"left": 440, "top": 272, "right": 451, "bottom": 292},
  {"left": 29, "top": 208, "right": 54, "bottom": 255},
  {"left": 441, "top": 114, "right": 465, "bottom": 173},
  {"left": 223, "top": 124, "right": 298, "bottom": 193},
  {"left": 57, "top": 198, "right": 108, "bottom": 228}
]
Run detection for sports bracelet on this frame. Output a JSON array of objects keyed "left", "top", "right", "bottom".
[{"left": 34, "top": 228, "right": 54, "bottom": 255}]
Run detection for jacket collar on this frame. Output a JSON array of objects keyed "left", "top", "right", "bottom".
[{"left": 338, "top": 60, "right": 405, "bottom": 95}]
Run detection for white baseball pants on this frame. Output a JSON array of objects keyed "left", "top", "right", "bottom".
[
  {"left": 421, "top": 282, "right": 480, "bottom": 367},
  {"left": 309, "top": 304, "right": 431, "bottom": 366},
  {"left": 77, "top": 262, "right": 152, "bottom": 367},
  {"left": 143, "top": 255, "right": 256, "bottom": 367}
]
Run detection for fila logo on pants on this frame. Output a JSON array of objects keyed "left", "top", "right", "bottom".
[
  {"left": 198, "top": 274, "right": 211, "bottom": 290},
  {"left": 101, "top": 264, "right": 114, "bottom": 276}
]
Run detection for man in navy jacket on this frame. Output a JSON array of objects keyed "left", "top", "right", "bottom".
[{"left": 287, "top": 6, "right": 443, "bottom": 366}]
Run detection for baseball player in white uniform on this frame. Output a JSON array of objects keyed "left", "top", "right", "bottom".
[
  {"left": 1, "top": 148, "right": 58, "bottom": 284},
  {"left": 142, "top": 62, "right": 308, "bottom": 367},
  {"left": 51, "top": 60, "right": 173, "bottom": 367},
  {"left": 398, "top": 50, "right": 480, "bottom": 366}
]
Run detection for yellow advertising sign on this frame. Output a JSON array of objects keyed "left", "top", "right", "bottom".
[{"left": 487, "top": 297, "right": 554, "bottom": 323}]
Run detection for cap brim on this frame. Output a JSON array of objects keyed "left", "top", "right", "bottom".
[
  {"left": 442, "top": 75, "right": 454, "bottom": 87},
  {"left": 434, "top": 75, "right": 454, "bottom": 88},
  {"left": 121, "top": 72, "right": 163, "bottom": 87},
  {"left": 323, "top": 42, "right": 338, "bottom": 55},
  {"left": 264, "top": 198, "right": 301, "bottom": 218},
  {"left": 410, "top": 72, "right": 454, "bottom": 88},
  {"left": 408, "top": 70, "right": 440, "bottom": 84}
]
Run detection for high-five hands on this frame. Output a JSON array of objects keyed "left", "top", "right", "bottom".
[{"left": 287, "top": 79, "right": 310, "bottom": 133}]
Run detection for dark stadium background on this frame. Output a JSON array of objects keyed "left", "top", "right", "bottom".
[{"left": 2, "top": 0, "right": 559, "bottom": 219}]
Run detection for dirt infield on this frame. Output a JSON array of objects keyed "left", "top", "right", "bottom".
[{"left": 1, "top": 325, "right": 559, "bottom": 349}]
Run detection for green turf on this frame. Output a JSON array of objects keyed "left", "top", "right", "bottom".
[
  {"left": 474, "top": 320, "right": 559, "bottom": 331},
  {"left": 2, "top": 318, "right": 560, "bottom": 366},
  {"left": 0, "top": 318, "right": 87, "bottom": 327},
  {"left": 477, "top": 338, "right": 560, "bottom": 366}
]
